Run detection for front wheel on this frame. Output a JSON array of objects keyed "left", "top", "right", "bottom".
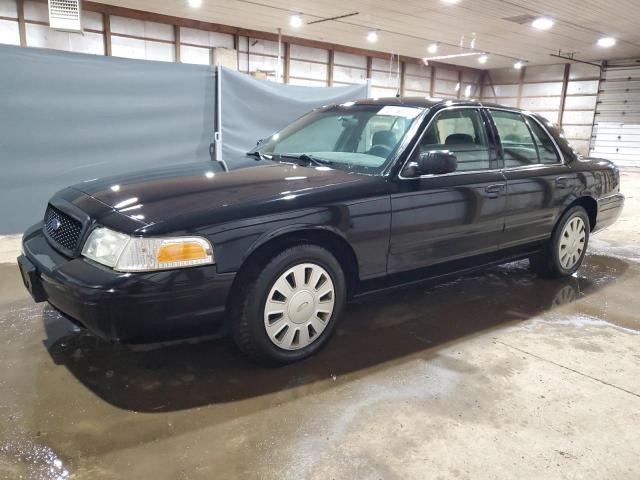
[
  {"left": 530, "top": 205, "right": 590, "bottom": 278},
  {"left": 231, "top": 244, "right": 346, "bottom": 365}
]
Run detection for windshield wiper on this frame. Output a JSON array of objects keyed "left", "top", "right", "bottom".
[
  {"left": 274, "top": 153, "right": 333, "bottom": 167},
  {"left": 245, "top": 151, "right": 268, "bottom": 161}
]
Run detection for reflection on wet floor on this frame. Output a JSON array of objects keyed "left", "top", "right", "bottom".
[
  {"left": 37, "top": 254, "right": 630, "bottom": 413},
  {"left": 0, "top": 251, "right": 637, "bottom": 479}
]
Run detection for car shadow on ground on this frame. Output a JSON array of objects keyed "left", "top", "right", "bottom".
[{"left": 43, "top": 254, "right": 627, "bottom": 412}]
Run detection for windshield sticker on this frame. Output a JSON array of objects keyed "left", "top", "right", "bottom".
[{"left": 377, "top": 106, "right": 422, "bottom": 119}]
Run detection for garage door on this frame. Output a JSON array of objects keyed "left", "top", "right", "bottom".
[{"left": 590, "top": 60, "right": 640, "bottom": 165}]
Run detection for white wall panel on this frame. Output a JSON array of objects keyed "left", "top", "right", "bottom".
[
  {"left": 111, "top": 35, "right": 174, "bottom": 62},
  {"left": 435, "top": 66, "right": 458, "bottom": 81},
  {"left": 371, "top": 86, "right": 397, "bottom": 98},
  {"left": 562, "top": 110, "right": 595, "bottom": 125},
  {"left": 371, "top": 70, "right": 398, "bottom": 89},
  {"left": 290, "top": 58, "right": 327, "bottom": 80},
  {"left": 520, "top": 96, "right": 561, "bottom": 111},
  {"left": 180, "top": 27, "right": 209, "bottom": 46},
  {"left": 83, "top": 11, "right": 104, "bottom": 31},
  {"left": 334, "top": 51, "right": 366, "bottom": 68},
  {"left": 247, "top": 38, "right": 278, "bottom": 56},
  {"left": 0, "top": 19, "right": 19, "bottom": 45},
  {"left": 26, "top": 24, "right": 104, "bottom": 55},
  {"left": 248, "top": 54, "right": 277, "bottom": 73},
  {"left": 371, "top": 56, "right": 394, "bottom": 71},
  {"left": 569, "top": 63, "right": 600, "bottom": 80},
  {"left": 562, "top": 125, "right": 593, "bottom": 139},
  {"left": 494, "top": 98, "right": 519, "bottom": 108},
  {"left": 111, "top": 16, "right": 174, "bottom": 41},
  {"left": 288, "top": 77, "right": 326, "bottom": 87},
  {"left": 564, "top": 95, "right": 598, "bottom": 110},
  {"left": 525, "top": 64, "right": 565, "bottom": 82},
  {"left": 0, "top": 0, "right": 17, "bottom": 17},
  {"left": 522, "top": 82, "right": 563, "bottom": 96},
  {"left": 210, "top": 32, "right": 233, "bottom": 49},
  {"left": 23, "top": 0, "right": 47, "bottom": 22},
  {"left": 488, "top": 68, "right": 520, "bottom": 84},
  {"left": 290, "top": 44, "right": 327, "bottom": 62},
  {"left": 537, "top": 111, "right": 560, "bottom": 124},
  {"left": 486, "top": 84, "right": 519, "bottom": 97},
  {"left": 566, "top": 80, "right": 599, "bottom": 95},
  {"left": 405, "top": 63, "right": 430, "bottom": 77},
  {"left": 404, "top": 75, "right": 429, "bottom": 93},
  {"left": 333, "top": 65, "right": 366, "bottom": 84},
  {"left": 180, "top": 44, "right": 209, "bottom": 65}
]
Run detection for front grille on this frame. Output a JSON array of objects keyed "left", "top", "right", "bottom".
[{"left": 44, "top": 205, "right": 83, "bottom": 252}]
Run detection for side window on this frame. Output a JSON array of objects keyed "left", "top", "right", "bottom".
[
  {"left": 489, "top": 110, "right": 538, "bottom": 168},
  {"left": 419, "top": 109, "right": 490, "bottom": 171},
  {"left": 526, "top": 117, "right": 561, "bottom": 164}
]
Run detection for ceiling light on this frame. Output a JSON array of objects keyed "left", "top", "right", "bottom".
[
  {"left": 427, "top": 42, "right": 439, "bottom": 54},
  {"left": 441, "top": 0, "right": 460, "bottom": 3},
  {"left": 514, "top": 60, "right": 525, "bottom": 69},
  {"left": 188, "top": 0, "right": 202, "bottom": 7},
  {"left": 532, "top": 17, "right": 554, "bottom": 30},
  {"left": 597, "top": 37, "right": 616, "bottom": 47},
  {"left": 478, "top": 54, "right": 488, "bottom": 64},
  {"left": 367, "top": 30, "right": 378, "bottom": 43},
  {"left": 289, "top": 13, "right": 303, "bottom": 28}
]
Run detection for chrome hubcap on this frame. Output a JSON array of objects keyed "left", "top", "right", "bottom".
[
  {"left": 264, "top": 263, "right": 335, "bottom": 351},
  {"left": 559, "top": 216, "right": 586, "bottom": 270}
]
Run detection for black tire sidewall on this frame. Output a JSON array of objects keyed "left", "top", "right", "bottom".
[
  {"left": 241, "top": 245, "right": 346, "bottom": 364},
  {"left": 550, "top": 206, "right": 590, "bottom": 276}
]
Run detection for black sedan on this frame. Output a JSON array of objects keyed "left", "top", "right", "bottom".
[{"left": 18, "top": 98, "right": 624, "bottom": 364}]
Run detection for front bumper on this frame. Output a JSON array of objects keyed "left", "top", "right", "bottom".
[{"left": 19, "top": 223, "right": 235, "bottom": 343}]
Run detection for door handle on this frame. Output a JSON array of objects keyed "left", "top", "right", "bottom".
[
  {"left": 556, "top": 176, "right": 570, "bottom": 189},
  {"left": 485, "top": 184, "right": 505, "bottom": 198}
]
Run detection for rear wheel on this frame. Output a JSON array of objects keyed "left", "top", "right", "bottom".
[
  {"left": 530, "top": 206, "right": 590, "bottom": 278},
  {"left": 231, "top": 244, "right": 346, "bottom": 365}
]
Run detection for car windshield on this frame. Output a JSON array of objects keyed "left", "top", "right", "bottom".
[{"left": 253, "top": 103, "right": 425, "bottom": 174}]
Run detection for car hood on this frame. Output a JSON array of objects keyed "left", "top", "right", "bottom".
[{"left": 72, "top": 162, "right": 386, "bottom": 234}]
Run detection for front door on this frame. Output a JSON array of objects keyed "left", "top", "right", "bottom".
[{"left": 388, "top": 107, "right": 507, "bottom": 274}]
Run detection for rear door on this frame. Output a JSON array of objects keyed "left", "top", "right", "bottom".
[
  {"left": 487, "top": 109, "right": 576, "bottom": 248},
  {"left": 388, "top": 106, "right": 507, "bottom": 273}
]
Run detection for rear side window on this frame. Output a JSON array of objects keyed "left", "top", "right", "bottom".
[
  {"left": 526, "top": 117, "right": 561, "bottom": 164},
  {"left": 419, "top": 109, "right": 490, "bottom": 171},
  {"left": 489, "top": 110, "right": 538, "bottom": 168}
]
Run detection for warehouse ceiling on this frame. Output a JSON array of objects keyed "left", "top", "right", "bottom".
[{"left": 96, "top": 0, "right": 640, "bottom": 68}]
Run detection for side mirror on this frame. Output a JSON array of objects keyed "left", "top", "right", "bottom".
[
  {"left": 256, "top": 138, "right": 265, "bottom": 146},
  {"left": 405, "top": 151, "right": 458, "bottom": 177}
]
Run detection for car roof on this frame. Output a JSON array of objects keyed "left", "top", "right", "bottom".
[{"left": 354, "top": 97, "right": 523, "bottom": 112}]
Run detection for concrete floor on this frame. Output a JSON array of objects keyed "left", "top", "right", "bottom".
[{"left": 1, "top": 170, "right": 639, "bottom": 480}]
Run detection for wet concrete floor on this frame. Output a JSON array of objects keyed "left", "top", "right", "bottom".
[{"left": 1, "top": 170, "right": 639, "bottom": 479}]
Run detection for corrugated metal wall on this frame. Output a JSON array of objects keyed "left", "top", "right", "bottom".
[
  {"left": 481, "top": 62, "right": 600, "bottom": 156},
  {"left": 590, "top": 60, "right": 640, "bottom": 165}
]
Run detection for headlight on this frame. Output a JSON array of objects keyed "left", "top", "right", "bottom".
[{"left": 81, "top": 227, "right": 214, "bottom": 272}]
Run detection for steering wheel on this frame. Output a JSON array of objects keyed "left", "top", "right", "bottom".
[{"left": 368, "top": 144, "right": 393, "bottom": 158}]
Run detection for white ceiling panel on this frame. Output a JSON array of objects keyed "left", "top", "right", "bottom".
[{"left": 93, "top": 0, "right": 640, "bottom": 68}]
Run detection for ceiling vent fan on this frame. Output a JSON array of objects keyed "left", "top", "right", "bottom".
[
  {"left": 502, "top": 14, "right": 538, "bottom": 25},
  {"left": 48, "top": 0, "right": 82, "bottom": 32}
]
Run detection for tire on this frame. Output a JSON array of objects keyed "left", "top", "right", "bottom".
[
  {"left": 530, "top": 205, "right": 590, "bottom": 278},
  {"left": 231, "top": 244, "right": 346, "bottom": 365}
]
